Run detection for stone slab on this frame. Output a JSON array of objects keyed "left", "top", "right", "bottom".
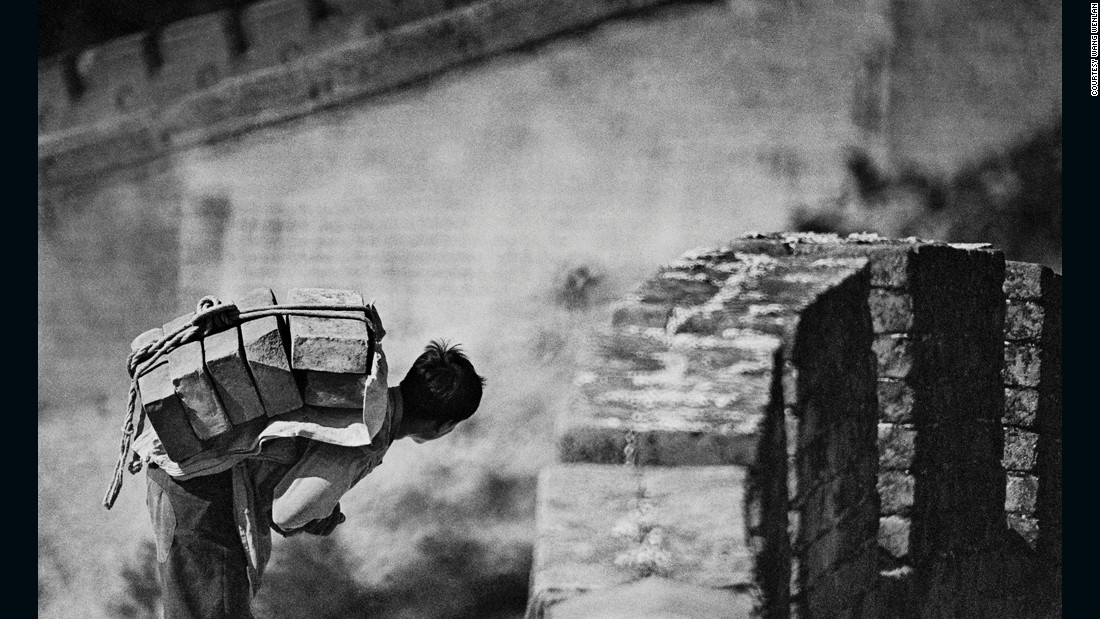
[
  {"left": 203, "top": 324, "right": 266, "bottom": 425},
  {"left": 1003, "top": 261, "right": 1057, "bottom": 301},
  {"left": 530, "top": 464, "right": 753, "bottom": 616},
  {"left": 287, "top": 287, "right": 370, "bottom": 373},
  {"left": 558, "top": 329, "right": 779, "bottom": 467},
  {"left": 235, "top": 287, "right": 303, "bottom": 416},
  {"left": 288, "top": 288, "right": 372, "bottom": 408},
  {"left": 163, "top": 314, "right": 234, "bottom": 440},
  {"left": 131, "top": 328, "right": 205, "bottom": 462}
]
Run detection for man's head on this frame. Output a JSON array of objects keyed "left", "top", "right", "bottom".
[{"left": 397, "top": 340, "right": 485, "bottom": 443}]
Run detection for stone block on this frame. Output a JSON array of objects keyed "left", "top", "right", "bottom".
[
  {"left": 203, "top": 323, "right": 266, "bottom": 425},
  {"left": 559, "top": 329, "right": 778, "bottom": 466},
  {"left": 1004, "top": 301, "right": 1045, "bottom": 341},
  {"left": 1005, "top": 474, "right": 1038, "bottom": 513},
  {"left": 877, "top": 379, "right": 915, "bottom": 424},
  {"left": 869, "top": 289, "right": 914, "bottom": 333},
  {"left": 288, "top": 288, "right": 370, "bottom": 372},
  {"left": 162, "top": 314, "right": 234, "bottom": 440},
  {"left": 635, "top": 271, "right": 720, "bottom": 306},
  {"left": 1001, "top": 429, "right": 1038, "bottom": 472},
  {"left": 530, "top": 464, "right": 753, "bottom": 614},
  {"left": 1007, "top": 514, "right": 1039, "bottom": 549},
  {"left": 877, "top": 472, "right": 915, "bottom": 515},
  {"left": 877, "top": 423, "right": 916, "bottom": 471},
  {"left": 878, "top": 515, "right": 910, "bottom": 560},
  {"left": 288, "top": 288, "right": 372, "bottom": 408},
  {"left": 789, "top": 240, "right": 917, "bottom": 289},
  {"left": 872, "top": 334, "right": 914, "bottom": 379},
  {"left": 131, "top": 328, "right": 205, "bottom": 462},
  {"left": 1003, "top": 342, "right": 1041, "bottom": 388},
  {"left": 1002, "top": 387, "right": 1038, "bottom": 428},
  {"left": 1003, "top": 261, "right": 1056, "bottom": 301},
  {"left": 235, "top": 287, "right": 303, "bottom": 417},
  {"left": 609, "top": 301, "right": 670, "bottom": 330}
]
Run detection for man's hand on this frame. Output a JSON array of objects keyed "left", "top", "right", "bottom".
[{"left": 272, "top": 503, "right": 346, "bottom": 537}]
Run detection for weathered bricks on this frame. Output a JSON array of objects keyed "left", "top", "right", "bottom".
[
  {"left": 162, "top": 314, "right": 234, "bottom": 440},
  {"left": 1001, "top": 261, "right": 1061, "bottom": 570},
  {"left": 287, "top": 288, "right": 372, "bottom": 408},
  {"left": 529, "top": 464, "right": 753, "bottom": 616},
  {"left": 539, "top": 235, "right": 1060, "bottom": 618},
  {"left": 203, "top": 323, "right": 266, "bottom": 425},
  {"left": 235, "top": 287, "right": 303, "bottom": 417},
  {"left": 131, "top": 328, "right": 204, "bottom": 462}
]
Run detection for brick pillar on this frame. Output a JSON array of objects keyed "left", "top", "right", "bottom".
[
  {"left": 783, "top": 263, "right": 880, "bottom": 619},
  {"left": 1002, "top": 262, "right": 1061, "bottom": 594}
]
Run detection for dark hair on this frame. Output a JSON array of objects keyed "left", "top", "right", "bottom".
[{"left": 399, "top": 340, "right": 485, "bottom": 424}]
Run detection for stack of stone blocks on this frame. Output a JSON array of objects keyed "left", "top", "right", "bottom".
[
  {"left": 528, "top": 233, "right": 1061, "bottom": 618},
  {"left": 1002, "top": 262, "right": 1062, "bottom": 596}
]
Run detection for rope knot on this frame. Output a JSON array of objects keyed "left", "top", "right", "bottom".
[{"left": 192, "top": 296, "right": 240, "bottom": 336}]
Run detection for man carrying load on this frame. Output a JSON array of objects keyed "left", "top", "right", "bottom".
[{"left": 115, "top": 290, "right": 484, "bottom": 618}]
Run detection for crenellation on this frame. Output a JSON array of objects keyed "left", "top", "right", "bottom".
[
  {"left": 156, "top": 12, "right": 238, "bottom": 105},
  {"left": 241, "top": 0, "right": 318, "bottom": 71},
  {"left": 73, "top": 33, "right": 155, "bottom": 123}
]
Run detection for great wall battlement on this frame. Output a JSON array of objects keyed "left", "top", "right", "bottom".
[
  {"left": 38, "top": 0, "right": 690, "bottom": 185},
  {"left": 529, "top": 233, "right": 1061, "bottom": 618},
  {"left": 38, "top": 0, "right": 1061, "bottom": 192}
]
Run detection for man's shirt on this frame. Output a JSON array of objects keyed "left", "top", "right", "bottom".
[{"left": 232, "top": 387, "right": 403, "bottom": 592}]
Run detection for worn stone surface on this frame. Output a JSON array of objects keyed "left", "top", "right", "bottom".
[
  {"left": 203, "top": 325, "right": 266, "bottom": 425},
  {"left": 877, "top": 379, "right": 915, "bottom": 424},
  {"left": 1003, "top": 342, "right": 1041, "bottom": 387},
  {"left": 869, "top": 289, "right": 915, "bottom": 333},
  {"left": 1004, "top": 301, "right": 1045, "bottom": 341},
  {"left": 1005, "top": 474, "right": 1038, "bottom": 513},
  {"left": 1001, "top": 429, "right": 1038, "bottom": 472},
  {"left": 558, "top": 327, "right": 779, "bottom": 467},
  {"left": 877, "top": 423, "right": 916, "bottom": 471},
  {"left": 299, "top": 370, "right": 368, "bottom": 408},
  {"left": 163, "top": 314, "right": 234, "bottom": 440},
  {"left": 530, "top": 464, "right": 753, "bottom": 616},
  {"left": 1003, "top": 261, "right": 1056, "bottom": 300},
  {"left": 545, "top": 576, "right": 754, "bottom": 619},
  {"left": 288, "top": 288, "right": 372, "bottom": 408},
  {"left": 878, "top": 515, "right": 911, "bottom": 560},
  {"left": 131, "top": 328, "right": 204, "bottom": 461},
  {"left": 235, "top": 287, "right": 303, "bottom": 417},
  {"left": 1002, "top": 387, "right": 1038, "bottom": 428},
  {"left": 877, "top": 472, "right": 915, "bottom": 515},
  {"left": 287, "top": 287, "right": 371, "bottom": 373}
]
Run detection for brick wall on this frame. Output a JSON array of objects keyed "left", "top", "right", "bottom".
[
  {"left": 530, "top": 233, "right": 1061, "bottom": 618},
  {"left": 1002, "top": 261, "right": 1062, "bottom": 597},
  {"left": 39, "top": 0, "right": 891, "bottom": 197}
]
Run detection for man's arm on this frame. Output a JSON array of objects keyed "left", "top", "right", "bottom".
[{"left": 271, "top": 441, "right": 377, "bottom": 532}]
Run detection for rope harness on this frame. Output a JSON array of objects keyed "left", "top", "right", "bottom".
[{"left": 103, "top": 295, "right": 381, "bottom": 510}]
